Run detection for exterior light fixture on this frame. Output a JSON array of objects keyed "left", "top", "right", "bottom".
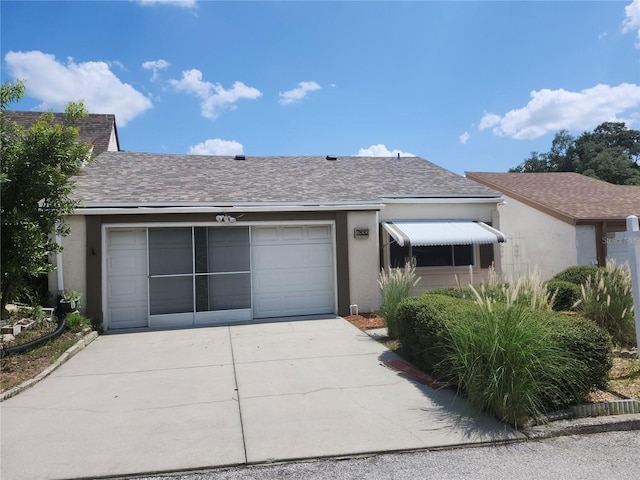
[{"left": 216, "top": 214, "right": 237, "bottom": 223}]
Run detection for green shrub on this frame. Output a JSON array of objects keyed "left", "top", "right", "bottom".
[
  {"left": 65, "top": 311, "right": 92, "bottom": 332},
  {"left": 396, "top": 294, "right": 478, "bottom": 375},
  {"left": 542, "top": 313, "right": 612, "bottom": 393},
  {"left": 552, "top": 265, "right": 599, "bottom": 286},
  {"left": 578, "top": 261, "right": 635, "bottom": 347},
  {"left": 438, "top": 298, "right": 591, "bottom": 427},
  {"left": 378, "top": 263, "right": 420, "bottom": 339},
  {"left": 424, "top": 287, "right": 475, "bottom": 300},
  {"left": 545, "top": 280, "right": 581, "bottom": 311}
]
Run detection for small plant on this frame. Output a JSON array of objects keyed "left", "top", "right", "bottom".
[
  {"left": 29, "top": 305, "right": 48, "bottom": 325},
  {"left": 64, "top": 311, "right": 91, "bottom": 332},
  {"left": 578, "top": 260, "right": 635, "bottom": 347},
  {"left": 61, "top": 289, "right": 82, "bottom": 311},
  {"left": 378, "top": 262, "right": 420, "bottom": 339}
]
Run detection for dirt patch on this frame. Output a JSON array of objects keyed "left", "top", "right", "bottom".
[
  {"left": 609, "top": 356, "right": 640, "bottom": 400},
  {"left": 344, "top": 313, "right": 386, "bottom": 330},
  {"left": 0, "top": 331, "right": 79, "bottom": 394}
]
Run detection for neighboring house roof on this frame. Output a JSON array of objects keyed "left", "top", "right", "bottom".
[
  {"left": 466, "top": 171, "right": 640, "bottom": 223},
  {"left": 72, "top": 152, "right": 502, "bottom": 207},
  {"left": 4, "top": 110, "right": 120, "bottom": 155}
]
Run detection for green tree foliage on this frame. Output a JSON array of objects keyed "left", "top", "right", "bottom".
[
  {"left": 1, "top": 81, "right": 91, "bottom": 313},
  {"left": 510, "top": 122, "right": 640, "bottom": 185}
]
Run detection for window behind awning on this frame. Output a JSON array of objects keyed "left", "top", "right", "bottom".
[{"left": 382, "top": 221, "right": 506, "bottom": 247}]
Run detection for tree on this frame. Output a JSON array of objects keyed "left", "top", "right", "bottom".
[
  {"left": 509, "top": 122, "right": 640, "bottom": 185},
  {"left": 1, "top": 81, "right": 91, "bottom": 314}
]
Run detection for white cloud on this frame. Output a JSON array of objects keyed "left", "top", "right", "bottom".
[
  {"left": 142, "top": 59, "right": 170, "bottom": 80},
  {"left": 4, "top": 50, "right": 152, "bottom": 126},
  {"left": 169, "top": 69, "right": 261, "bottom": 119},
  {"left": 188, "top": 138, "right": 243, "bottom": 155},
  {"left": 279, "top": 81, "right": 321, "bottom": 106},
  {"left": 137, "top": 0, "right": 197, "bottom": 8},
  {"left": 478, "top": 112, "right": 501, "bottom": 130},
  {"left": 459, "top": 132, "right": 471, "bottom": 144},
  {"left": 478, "top": 83, "right": 640, "bottom": 139},
  {"left": 356, "top": 144, "right": 416, "bottom": 157},
  {"left": 622, "top": 0, "right": 640, "bottom": 48}
]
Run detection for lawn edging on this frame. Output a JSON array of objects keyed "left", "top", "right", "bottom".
[{"left": 0, "top": 330, "right": 99, "bottom": 402}]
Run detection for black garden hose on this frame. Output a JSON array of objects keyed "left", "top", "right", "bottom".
[{"left": 0, "top": 316, "right": 66, "bottom": 358}]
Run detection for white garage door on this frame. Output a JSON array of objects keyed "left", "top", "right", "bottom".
[
  {"left": 252, "top": 225, "right": 335, "bottom": 319},
  {"left": 106, "top": 229, "right": 149, "bottom": 329}
]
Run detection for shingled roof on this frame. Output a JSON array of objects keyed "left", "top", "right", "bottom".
[
  {"left": 466, "top": 172, "right": 640, "bottom": 223},
  {"left": 4, "top": 110, "right": 119, "bottom": 155},
  {"left": 72, "top": 152, "right": 501, "bottom": 206}
]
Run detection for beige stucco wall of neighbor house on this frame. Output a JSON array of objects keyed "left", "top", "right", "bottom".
[
  {"left": 380, "top": 201, "right": 500, "bottom": 293},
  {"left": 498, "top": 195, "right": 577, "bottom": 281},
  {"left": 48, "top": 215, "right": 87, "bottom": 312},
  {"left": 347, "top": 210, "right": 381, "bottom": 313}
]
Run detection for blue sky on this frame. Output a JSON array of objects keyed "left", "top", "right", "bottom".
[{"left": 2, "top": 0, "right": 639, "bottom": 175}]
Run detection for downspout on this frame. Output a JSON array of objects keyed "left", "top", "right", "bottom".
[{"left": 55, "top": 232, "right": 64, "bottom": 293}]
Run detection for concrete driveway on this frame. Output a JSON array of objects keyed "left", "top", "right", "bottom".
[{"left": 1, "top": 317, "right": 523, "bottom": 480}]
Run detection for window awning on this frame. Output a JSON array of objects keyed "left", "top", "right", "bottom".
[{"left": 382, "top": 221, "right": 506, "bottom": 247}]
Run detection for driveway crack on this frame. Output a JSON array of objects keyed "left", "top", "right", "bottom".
[{"left": 228, "top": 325, "right": 248, "bottom": 464}]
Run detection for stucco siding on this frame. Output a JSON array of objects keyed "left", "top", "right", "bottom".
[
  {"left": 498, "top": 195, "right": 577, "bottom": 281},
  {"left": 346, "top": 211, "right": 380, "bottom": 313},
  {"left": 380, "top": 202, "right": 495, "bottom": 223},
  {"left": 49, "top": 215, "right": 87, "bottom": 312}
]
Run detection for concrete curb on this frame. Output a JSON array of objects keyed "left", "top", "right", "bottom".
[
  {"left": 523, "top": 413, "right": 640, "bottom": 439},
  {"left": 0, "top": 330, "right": 99, "bottom": 402}
]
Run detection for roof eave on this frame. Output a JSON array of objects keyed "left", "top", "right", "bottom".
[{"left": 73, "top": 202, "right": 385, "bottom": 215}]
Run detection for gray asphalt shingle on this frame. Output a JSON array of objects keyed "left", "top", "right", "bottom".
[
  {"left": 4, "top": 110, "right": 118, "bottom": 155},
  {"left": 73, "top": 152, "right": 501, "bottom": 205}
]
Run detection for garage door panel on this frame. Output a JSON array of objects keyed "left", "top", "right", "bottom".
[
  {"left": 252, "top": 225, "right": 335, "bottom": 319},
  {"left": 253, "top": 245, "right": 306, "bottom": 269},
  {"left": 253, "top": 293, "right": 333, "bottom": 318},
  {"left": 307, "top": 245, "right": 333, "bottom": 267},
  {"left": 107, "top": 229, "right": 148, "bottom": 329},
  {"left": 108, "top": 251, "right": 146, "bottom": 276},
  {"left": 308, "top": 225, "right": 331, "bottom": 240}
]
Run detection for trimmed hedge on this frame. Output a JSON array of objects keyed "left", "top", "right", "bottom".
[
  {"left": 545, "top": 280, "right": 581, "bottom": 311},
  {"left": 396, "top": 294, "right": 478, "bottom": 375},
  {"left": 396, "top": 294, "right": 613, "bottom": 425},
  {"left": 552, "top": 265, "right": 599, "bottom": 286},
  {"left": 423, "top": 287, "right": 476, "bottom": 300},
  {"left": 543, "top": 313, "right": 613, "bottom": 392}
]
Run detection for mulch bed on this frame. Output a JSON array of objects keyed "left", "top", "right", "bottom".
[{"left": 344, "top": 312, "right": 386, "bottom": 330}]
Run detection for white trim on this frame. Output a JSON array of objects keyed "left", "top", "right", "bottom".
[
  {"left": 101, "top": 219, "right": 336, "bottom": 229},
  {"left": 100, "top": 224, "right": 108, "bottom": 332},
  {"left": 380, "top": 197, "right": 504, "bottom": 204},
  {"left": 76, "top": 204, "right": 383, "bottom": 215},
  {"left": 55, "top": 232, "right": 64, "bottom": 292}
]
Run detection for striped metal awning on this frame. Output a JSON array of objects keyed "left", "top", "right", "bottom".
[{"left": 382, "top": 221, "right": 506, "bottom": 247}]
